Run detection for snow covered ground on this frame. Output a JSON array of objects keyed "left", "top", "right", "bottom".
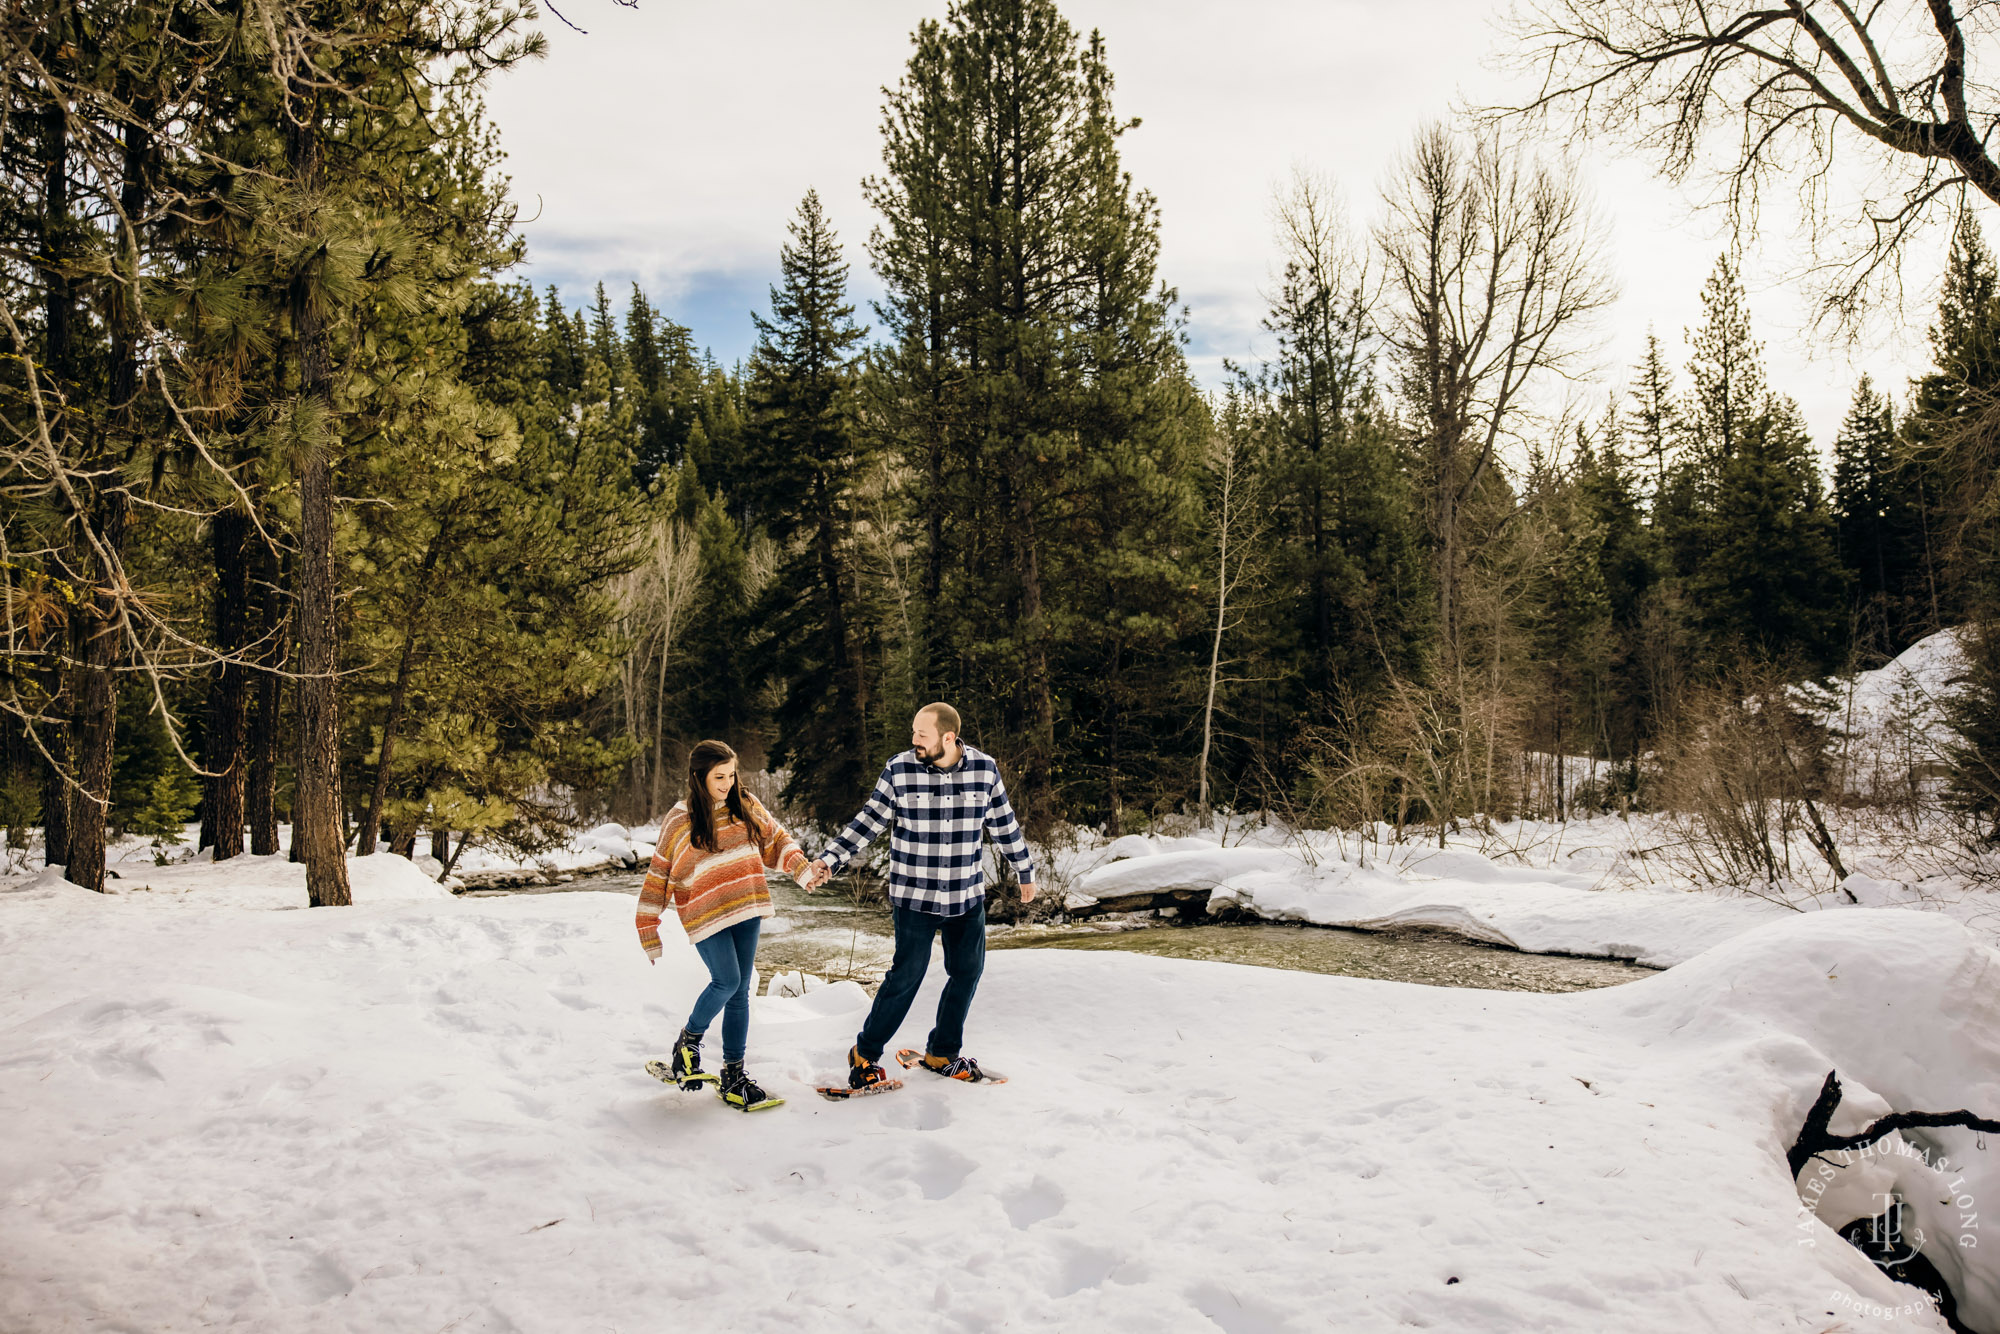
[
  {"left": 444, "top": 823, "right": 658, "bottom": 887},
  {"left": 1038, "top": 629, "right": 2000, "bottom": 966},
  {"left": 1044, "top": 812, "right": 2000, "bottom": 969},
  {"left": 2, "top": 859, "right": 1994, "bottom": 1331},
  {"left": 1808, "top": 628, "right": 1968, "bottom": 797}
]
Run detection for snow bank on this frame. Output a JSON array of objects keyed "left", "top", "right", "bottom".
[
  {"left": 1073, "top": 839, "right": 1791, "bottom": 967},
  {"left": 1, "top": 851, "right": 452, "bottom": 909},
  {"left": 1059, "top": 812, "right": 2000, "bottom": 968},
  {"left": 1810, "top": 629, "right": 1967, "bottom": 789},
  {"left": 3, "top": 878, "right": 1993, "bottom": 1331},
  {"left": 449, "top": 825, "right": 653, "bottom": 886},
  {"left": 1598, "top": 909, "right": 2000, "bottom": 1325}
]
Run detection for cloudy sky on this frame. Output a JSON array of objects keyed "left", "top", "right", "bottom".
[{"left": 482, "top": 0, "right": 1952, "bottom": 449}]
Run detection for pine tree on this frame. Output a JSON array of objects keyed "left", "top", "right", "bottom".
[
  {"left": 1692, "top": 397, "right": 1849, "bottom": 671},
  {"left": 1911, "top": 216, "right": 2000, "bottom": 824},
  {"left": 1656, "top": 254, "right": 1770, "bottom": 601},
  {"left": 624, "top": 283, "right": 700, "bottom": 483},
  {"left": 742, "top": 190, "right": 874, "bottom": 825},
  {"left": 675, "top": 493, "right": 757, "bottom": 742},
  {"left": 1627, "top": 329, "right": 1676, "bottom": 501},
  {"left": 1523, "top": 438, "right": 1614, "bottom": 810},
  {"left": 543, "top": 285, "right": 585, "bottom": 395},
  {"left": 1230, "top": 176, "right": 1427, "bottom": 808},
  {"left": 1906, "top": 213, "right": 2000, "bottom": 619},
  {"left": 1833, "top": 376, "right": 1936, "bottom": 654},
  {"left": 589, "top": 281, "right": 628, "bottom": 383},
  {"left": 866, "top": 0, "right": 1189, "bottom": 833},
  {"left": 1944, "top": 619, "right": 2000, "bottom": 839},
  {"left": 1049, "top": 31, "right": 1204, "bottom": 826},
  {"left": 1685, "top": 254, "right": 1765, "bottom": 463},
  {"left": 1260, "top": 172, "right": 1382, "bottom": 703},
  {"left": 1573, "top": 418, "right": 1664, "bottom": 754}
]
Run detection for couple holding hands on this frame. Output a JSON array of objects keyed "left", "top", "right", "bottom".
[{"left": 634, "top": 702, "right": 1036, "bottom": 1110}]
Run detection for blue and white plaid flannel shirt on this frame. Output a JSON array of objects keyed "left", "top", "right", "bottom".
[{"left": 814, "top": 745, "right": 1036, "bottom": 916}]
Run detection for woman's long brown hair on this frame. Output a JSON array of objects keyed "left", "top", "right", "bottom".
[{"left": 686, "top": 739, "right": 755, "bottom": 852}]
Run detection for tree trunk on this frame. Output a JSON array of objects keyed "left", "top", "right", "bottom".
[
  {"left": 438, "top": 828, "right": 472, "bottom": 883},
  {"left": 358, "top": 524, "right": 447, "bottom": 855},
  {"left": 202, "top": 509, "right": 252, "bottom": 859},
  {"left": 431, "top": 826, "right": 449, "bottom": 861},
  {"left": 65, "top": 496, "right": 127, "bottom": 893},
  {"left": 247, "top": 548, "right": 286, "bottom": 856},
  {"left": 357, "top": 628, "right": 416, "bottom": 857},
  {"left": 811, "top": 471, "right": 864, "bottom": 786},
  {"left": 651, "top": 630, "right": 668, "bottom": 816},
  {"left": 922, "top": 380, "right": 946, "bottom": 694},
  {"left": 288, "top": 93, "right": 350, "bottom": 907},
  {"left": 37, "top": 46, "right": 73, "bottom": 873},
  {"left": 1199, "top": 511, "right": 1229, "bottom": 823},
  {"left": 1012, "top": 472, "right": 1055, "bottom": 839},
  {"left": 67, "top": 110, "right": 148, "bottom": 894},
  {"left": 38, "top": 705, "right": 69, "bottom": 869}
]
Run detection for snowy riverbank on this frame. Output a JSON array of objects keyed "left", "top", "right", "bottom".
[
  {"left": 1045, "top": 798, "right": 2000, "bottom": 970},
  {"left": 2, "top": 858, "right": 1996, "bottom": 1331}
]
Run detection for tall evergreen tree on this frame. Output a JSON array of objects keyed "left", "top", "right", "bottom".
[
  {"left": 1684, "top": 254, "right": 1765, "bottom": 463},
  {"left": 1573, "top": 420, "right": 1663, "bottom": 754},
  {"left": 1522, "top": 438, "right": 1614, "bottom": 805},
  {"left": 1906, "top": 213, "right": 2000, "bottom": 618},
  {"left": 1627, "top": 329, "right": 1676, "bottom": 502},
  {"left": 866, "top": 0, "right": 1187, "bottom": 834},
  {"left": 1908, "top": 216, "right": 2000, "bottom": 828},
  {"left": 743, "top": 191, "right": 874, "bottom": 826},
  {"left": 1051, "top": 32, "right": 1202, "bottom": 826},
  {"left": 1833, "top": 377, "right": 1938, "bottom": 655},
  {"left": 1691, "top": 397, "right": 1849, "bottom": 671}
]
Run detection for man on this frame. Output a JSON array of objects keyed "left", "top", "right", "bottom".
[{"left": 800, "top": 702, "right": 1035, "bottom": 1087}]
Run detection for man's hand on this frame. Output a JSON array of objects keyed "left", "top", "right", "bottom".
[
  {"left": 1018, "top": 881, "right": 1036, "bottom": 904},
  {"left": 799, "top": 860, "right": 831, "bottom": 892}
]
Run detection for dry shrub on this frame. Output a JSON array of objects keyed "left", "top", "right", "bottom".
[
  {"left": 1299, "top": 661, "right": 1527, "bottom": 843},
  {"left": 1652, "top": 666, "right": 1847, "bottom": 891}
]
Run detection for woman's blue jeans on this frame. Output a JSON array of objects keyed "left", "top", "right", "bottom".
[{"left": 687, "top": 917, "right": 761, "bottom": 1063}]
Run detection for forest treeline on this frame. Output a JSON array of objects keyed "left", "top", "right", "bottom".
[{"left": 7, "top": 0, "right": 2000, "bottom": 900}]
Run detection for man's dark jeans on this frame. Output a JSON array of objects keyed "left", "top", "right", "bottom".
[{"left": 856, "top": 899, "right": 986, "bottom": 1061}]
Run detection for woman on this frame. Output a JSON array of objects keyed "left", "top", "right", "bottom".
[{"left": 635, "top": 740, "right": 809, "bottom": 1112}]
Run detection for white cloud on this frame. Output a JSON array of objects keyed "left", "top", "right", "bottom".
[{"left": 485, "top": 0, "right": 1954, "bottom": 447}]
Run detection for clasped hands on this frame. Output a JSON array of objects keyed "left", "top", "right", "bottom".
[{"left": 798, "top": 858, "right": 1034, "bottom": 903}]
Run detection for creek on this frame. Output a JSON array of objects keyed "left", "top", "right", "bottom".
[{"left": 468, "top": 868, "right": 1654, "bottom": 994}]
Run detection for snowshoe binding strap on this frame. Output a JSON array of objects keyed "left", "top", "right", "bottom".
[
  {"left": 897, "top": 1048, "right": 1007, "bottom": 1083},
  {"left": 718, "top": 1061, "right": 784, "bottom": 1112},
  {"left": 847, "top": 1045, "right": 892, "bottom": 1090},
  {"left": 667, "top": 1028, "right": 717, "bottom": 1089}
]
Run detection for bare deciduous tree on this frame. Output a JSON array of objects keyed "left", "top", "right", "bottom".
[
  {"left": 1196, "top": 411, "right": 1265, "bottom": 824},
  {"left": 612, "top": 517, "right": 701, "bottom": 819},
  {"left": 1377, "top": 123, "right": 1614, "bottom": 673},
  {"left": 1494, "top": 0, "right": 2000, "bottom": 327}
]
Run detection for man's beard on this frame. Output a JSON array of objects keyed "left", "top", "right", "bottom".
[{"left": 914, "top": 740, "right": 941, "bottom": 762}]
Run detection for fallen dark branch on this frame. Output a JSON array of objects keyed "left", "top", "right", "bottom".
[
  {"left": 1787, "top": 1069, "right": 2000, "bottom": 1178},
  {"left": 1066, "top": 887, "right": 1213, "bottom": 919}
]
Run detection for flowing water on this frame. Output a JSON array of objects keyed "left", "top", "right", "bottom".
[{"left": 473, "top": 868, "right": 1655, "bottom": 994}]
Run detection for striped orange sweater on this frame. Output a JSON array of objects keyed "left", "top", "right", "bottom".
[{"left": 635, "top": 794, "right": 807, "bottom": 956}]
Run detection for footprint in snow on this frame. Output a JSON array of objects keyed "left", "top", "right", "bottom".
[
  {"left": 879, "top": 1094, "right": 952, "bottom": 1132},
  {"left": 1046, "top": 1243, "right": 1126, "bottom": 1298},
  {"left": 1002, "top": 1176, "right": 1065, "bottom": 1229},
  {"left": 908, "top": 1143, "right": 976, "bottom": 1200}
]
